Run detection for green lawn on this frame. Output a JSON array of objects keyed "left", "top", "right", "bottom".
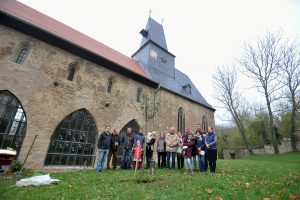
[{"left": 1, "top": 152, "right": 299, "bottom": 200}]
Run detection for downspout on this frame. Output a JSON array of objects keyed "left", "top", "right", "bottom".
[{"left": 153, "top": 83, "right": 161, "bottom": 130}]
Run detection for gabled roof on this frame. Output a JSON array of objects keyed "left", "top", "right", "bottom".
[
  {"left": 139, "top": 17, "right": 168, "bottom": 51},
  {"left": 0, "top": 1, "right": 215, "bottom": 111},
  {"left": 0, "top": 0, "right": 147, "bottom": 78},
  {"left": 143, "top": 66, "right": 215, "bottom": 110}
]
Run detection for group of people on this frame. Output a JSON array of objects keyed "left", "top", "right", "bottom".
[{"left": 95, "top": 124, "right": 217, "bottom": 174}]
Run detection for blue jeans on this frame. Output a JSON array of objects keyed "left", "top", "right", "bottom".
[
  {"left": 166, "top": 151, "right": 176, "bottom": 169},
  {"left": 96, "top": 149, "right": 109, "bottom": 172},
  {"left": 198, "top": 155, "right": 206, "bottom": 172},
  {"left": 185, "top": 157, "right": 192, "bottom": 170},
  {"left": 121, "top": 148, "right": 132, "bottom": 169}
]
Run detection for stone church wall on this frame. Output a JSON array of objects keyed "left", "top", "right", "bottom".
[{"left": 0, "top": 25, "right": 214, "bottom": 169}]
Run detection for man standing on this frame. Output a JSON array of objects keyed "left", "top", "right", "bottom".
[
  {"left": 120, "top": 127, "right": 134, "bottom": 169},
  {"left": 96, "top": 126, "right": 112, "bottom": 172},
  {"left": 165, "top": 127, "right": 178, "bottom": 169},
  {"left": 106, "top": 129, "right": 120, "bottom": 170},
  {"left": 134, "top": 128, "right": 145, "bottom": 148}
]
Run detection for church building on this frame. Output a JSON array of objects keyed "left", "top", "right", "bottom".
[{"left": 0, "top": 0, "right": 215, "bottom": 169}]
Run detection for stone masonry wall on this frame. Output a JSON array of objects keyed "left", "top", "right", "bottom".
[{"left": 0, "top": 25, "right": 215, "bottom": 169}]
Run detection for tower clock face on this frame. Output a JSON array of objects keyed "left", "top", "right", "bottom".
[{"left": 150, "top": 49, "right": 158, "bottom": 60}]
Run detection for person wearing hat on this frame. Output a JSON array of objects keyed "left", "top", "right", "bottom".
[{"left": 145, "top": 131, "right": 156, "bottom": 169}]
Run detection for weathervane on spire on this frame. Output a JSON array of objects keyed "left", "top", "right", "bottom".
[
  {"left": 161, "top": 18, "right": 164, "bottom": 25},
  {"left": 149, "top": 9, "right": 152, "bottom": 17}
]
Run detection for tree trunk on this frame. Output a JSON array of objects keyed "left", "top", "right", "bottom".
[
  {"left": 265, "top": 96, "right": 279, "bottom": 154},
  {"left": 290, "top": 99, "right": 297, "bottom": 151},
  {"left": 231, "top": 106, "right": 253, "bottom": 155}
]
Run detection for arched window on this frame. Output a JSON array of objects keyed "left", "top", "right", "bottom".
[
  {"left": 0, "top": 90, "right": 27, "bottom": 156},
  {"left": 15, "top": 48, "right": 28, "bottom": 64},
  {"left": 107, "top": 78, "right": 113, "bottom": 93},
  {"left": 44, "top": 109, "right": 97, "bottom": 166},
  {"left": 67, "top": 67, "right": 76, "bottom": 81},
  {"left": 136, "top": 88, "right": 142, "bottom": 102},
  {"left": 202, "top": 116, "right": 208, "bottom": 132},
  {"left": 177, "top": 107, "right": 185, "bottom": 134}
]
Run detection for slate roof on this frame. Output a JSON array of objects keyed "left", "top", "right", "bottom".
[
  {"left": 137, "top": 18, "right": 215, "bottom": 111},
  {"left": 140, "top": 17, "right": 168, "bottom": 51},
  {"left": 143, "top": 66, "right": 215, "bottom": 110}
]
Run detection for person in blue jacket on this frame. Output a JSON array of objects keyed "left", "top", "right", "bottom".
[{"left": 205, "top": 127, "right": 217, "bottom": 173}]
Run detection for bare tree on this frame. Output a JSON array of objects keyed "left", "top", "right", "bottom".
[
  {"left": 213, "top": 66, "right": 253, "bottom": 154},
  {"left": 239, "top": 31, "right": 285, "bottom": 154},
  {"left": 279, "top": 41, "right": 300, "bottom": 151}
]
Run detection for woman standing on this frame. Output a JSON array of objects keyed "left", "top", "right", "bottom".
[
  {"left": 195, "top": 130, "right": 206, "bottom": 172},
  {"left": 205, "top": 127, "right": 217, "bottom": 173},
  {"left": 157, "top": 133, "right": 166, "bottom": 168},
  {"left": 145, "top": 131, "right": 156, "bottom": 169},
  {"left": 176, "top": 131, "right": 184, "bottom": 170},
  {"left": 182, "top": 129, "right": 195, "bottom": 173}
]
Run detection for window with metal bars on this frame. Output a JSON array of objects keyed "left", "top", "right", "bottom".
[
  {"left": 0, "top": 90, "right": 27, "bottom": 156},
  {"left": 15, "top": 48, "right": 28, "bottom": 64},
  {"left": 44, "top": 109, "right": 97, "bottom": 167}
]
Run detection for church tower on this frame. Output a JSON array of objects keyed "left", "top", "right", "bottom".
[{"left": 132, "top": 17, "right": 176, "bottom": 79}]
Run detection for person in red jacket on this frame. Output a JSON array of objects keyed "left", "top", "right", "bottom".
[
  {"left": 133, "top": 140, "right": 143, "bottom": 169},
  {"left": 182, "top": 128, "right": 195, "bottom": 173}
]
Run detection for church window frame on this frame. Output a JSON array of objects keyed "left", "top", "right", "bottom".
[
  {"left": 177, "top": 107, "right": 185, "bottom": 134},
  {"left": 0, "top": 90, "right": 27, "bottom": 156},
  {"left": 136, "top": 88, "right": 142, "bottom": 102},
  {"left": 107, "top": 78, "right": 113, "bottom": 93},
  {"left": 15, "top": 48, "right": 28, "bottom": 65},
  {"left": 44, "top": 109, "right": 97, "bottom": 167}
]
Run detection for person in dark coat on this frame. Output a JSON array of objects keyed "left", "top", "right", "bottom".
[
  {"left": 145, "top": 131, "right": 156, "bottom": 169},
  {"left": 195, "top": 129, "right": 206, "bottom": 172},
  {"left": 205, "top": 127, "right": 217, "bottom": 173},
  {"left": 106, "top": 129, "right": 120, "bottom": 170},
  {"left": 96, "top": 126, "right": 113, "bottom": 172},
  {"left": 120, "top": 128, "right": 134, "bottom": 169},
  {"left": 182, "top": 129, "right": 195, "bottom": 173}
]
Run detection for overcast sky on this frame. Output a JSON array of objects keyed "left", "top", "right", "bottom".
[{"left": 18, "top": 0, "right": 300, "bottom": 125}]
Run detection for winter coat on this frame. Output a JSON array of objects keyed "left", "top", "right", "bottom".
[
  {"left": 134, "top": 133, "right": 145, "bottom": 148},
  {"left": 165, "top": 132, "right": 178, "bottom": 152},
  {"left": 120, "top": 133, "right": 134, "bottom": 150},
  {"left": 205, "top": 132, "right": 217, "bottom": 149},
  {"left": 157, "top": 139, "right": 166, "bottom": 152},
  {"left": 110, "top": 134, "right": 120, "bottom": 152},
  {"left": 195, "top": 134, "right": 206, "bottom": 151},
  {"left": 182, "top": 137, "right": 195, "bottom": 158},
  {"left": 97, "top": 132, "right": 112, "bottom": 149},
  {"left": 146, "top": 138, "right": 156, "bottom": 157}
]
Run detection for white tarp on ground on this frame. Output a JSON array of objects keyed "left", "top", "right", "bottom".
[{"left": 16, "top": 174, "right": 60, "bottom": 187}]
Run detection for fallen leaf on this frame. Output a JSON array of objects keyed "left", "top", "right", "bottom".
[
  {"left": 245, "top": 182, "right": 250, "bottom": 186},
  {"left": 207, "top": 189, "right": 213, "bottom": 194},
  {"left": 215, "top": 195, "right": 224, "bottom": 200},
  {"left": 289, "top": 194, "right": 300, "bottom": 200},
  {"left": 263, "top": 198, "right": 271, "bottom": 200}
]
